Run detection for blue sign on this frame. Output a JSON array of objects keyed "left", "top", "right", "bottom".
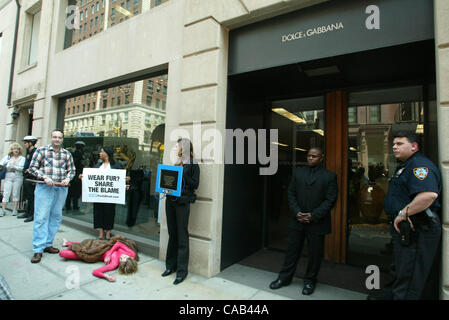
[{"left": 155, "top": 164, "right": 183, "bottom": 197}]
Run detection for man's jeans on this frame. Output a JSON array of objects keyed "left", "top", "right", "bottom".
[{"left": 33, "top": 184, "right": 68, "bottom": 253}]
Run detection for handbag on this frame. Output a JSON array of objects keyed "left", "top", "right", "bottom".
[{"left": 0, "top": 166, "right": 6, "bottom": 180}]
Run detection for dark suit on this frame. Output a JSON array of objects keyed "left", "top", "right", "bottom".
[
  {"left": 278, "top": 165, "right": 338, "bottom": 284},
  {"left": 165, "top": 160, "right": 200, "bottom": 278},
  {"left": 92, "top": 162, "right": 123, "bottom": 231}
]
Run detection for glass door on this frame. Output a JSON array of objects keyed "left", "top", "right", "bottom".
[
  {"left": 266, "top": 96, "right": 325, "bottom": 250},
  {"left": 346, "top": 87, "right": 426, "bottom": 270}
]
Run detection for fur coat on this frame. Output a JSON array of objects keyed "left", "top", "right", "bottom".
[{"left": 68, "top": 235, "right": 138, "bottom": 263}]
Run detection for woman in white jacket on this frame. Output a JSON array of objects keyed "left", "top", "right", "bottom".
[{"left": 0, "top": 143, "right": 26, "bottom": 217}]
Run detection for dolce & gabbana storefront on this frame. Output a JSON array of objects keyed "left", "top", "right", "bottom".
[{"left": 222, "top": 0, "right": 440, "bottom": 297}]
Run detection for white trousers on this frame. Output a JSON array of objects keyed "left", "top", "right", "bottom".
[{"left": 2, "top": 171, "right": 23, "bottom": 203}]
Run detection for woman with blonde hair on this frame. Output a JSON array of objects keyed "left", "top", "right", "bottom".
[
  {"left": 59, "top": 235, "right": 139, "bottom": 282},
  {"left": 161, "top": 138, "right": 200, "bottom": 285},
  {"left": 0, "top": 143, "right": 26, "bottom": 217}
]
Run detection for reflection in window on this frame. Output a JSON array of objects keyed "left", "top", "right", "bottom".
[
  {"left": 64, "top": 0, "right": 171, "bottom": 49},
  {"left": 347, "top": 100, "right": 425, "bottom": 269},
  {"left": 62, "top": 74, "right": 168, "bottom": 241},
  {"left": 369, "top": 105, "right": 381, "bottom": 123}
]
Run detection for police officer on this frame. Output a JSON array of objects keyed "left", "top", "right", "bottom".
[
  {"left": 17, "top": 136, "right": 38, "bottom": 222},
  {"left": 380, "top": 131, "right": 442, "bottom": 300}
]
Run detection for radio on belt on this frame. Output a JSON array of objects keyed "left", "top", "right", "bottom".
[{"left": 155, "top": 164, "right": 183, "bottom": 197}]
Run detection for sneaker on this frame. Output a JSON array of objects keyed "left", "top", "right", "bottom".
[
  {"left": 0, "top": 209, "right": 5, "bottom": 217},
  {"left": 12, "top": 210, "right": 18, "bottom": 216}
]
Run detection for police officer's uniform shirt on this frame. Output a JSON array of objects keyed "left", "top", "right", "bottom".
[
  {"left": 24, "top": 147, "right": 37, "bottom": 171},
  {"left": 384, "top": 152, "right": 441, "bottom": 221}
]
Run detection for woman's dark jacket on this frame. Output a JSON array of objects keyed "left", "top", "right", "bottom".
[{"left": 168, "top": 160, "right": 200, "bottom": 204}]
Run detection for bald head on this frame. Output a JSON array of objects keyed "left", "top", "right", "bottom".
[{"left": 307, "top": 147, "right": 324, "bottom": 167}]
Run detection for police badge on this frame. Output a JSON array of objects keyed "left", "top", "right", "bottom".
[{"left": 413, "top": 167, "right": 428, "bottom": 180}]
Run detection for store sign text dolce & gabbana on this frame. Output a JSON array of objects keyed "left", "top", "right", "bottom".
[{"left": 281, "top": 5, "right": 380, "bottom": 43}]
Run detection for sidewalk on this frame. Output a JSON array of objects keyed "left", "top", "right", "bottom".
[{"left": 0, "top": 213, "right": 366, "bottom": 300}]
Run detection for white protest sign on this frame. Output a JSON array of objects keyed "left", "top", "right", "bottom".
[{"left": 81, "top": 168, "right": 126, "bottom": 205}]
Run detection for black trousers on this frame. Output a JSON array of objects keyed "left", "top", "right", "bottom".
[
  {"left": 279, "top": 228, "right": 325, "bottom": 284},
  {"left": 165, "top": 199, "right": 190, "bottom": 278},
  {"left": 23, "top": 179, "right": 36, "bottom": 217},
  {"left": 126, "top": 188, "right": 142, "bottom": 227},
  {"left": 66, "top": 178, "right": 81, "bottom": 209},
  {"left": 389, "top": 216, "right": 441, "bottom": 300},
  {"left": 93, "top": 203, "right": 116, "bottom": 231}
]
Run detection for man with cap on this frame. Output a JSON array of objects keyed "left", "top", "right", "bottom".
[
  {"left": 369, "top": 131, "right": 442, "bottom": 300},
  {"left": 18, "top": 136, "right": 38, "bottom": 222}
]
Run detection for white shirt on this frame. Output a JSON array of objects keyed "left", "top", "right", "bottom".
[
  {"left": 1, "top": 155, "right": 26, "bottom": 172},
  {"left": 100, "top": 162, "right": 111, "bottom": 170}
]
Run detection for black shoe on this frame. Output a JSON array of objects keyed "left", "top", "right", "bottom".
[
  {"left": 302, "top": 282, "right": 316, "bottom": 295},
  {"left": 161, "top": 269, "right": 176, "bottom": 277},
  {"left": 30, "top": 253, "right": 42, "bottom": 263},
  {"left": 17, "top": 213, "right": 29, "bottom": 219},
  {"left": 24, "top": 216, "right": 33, "bottom": 223},
  {"left": 173, "top": 275, "right": 186, "bottom": 285},
  {"left": 269, "top": 278, "right": 291, "bottom": 290}
]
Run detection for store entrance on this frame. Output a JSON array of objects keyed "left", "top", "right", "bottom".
[{"left": 222, "top": 40, "right": 438, "bottom": 295}]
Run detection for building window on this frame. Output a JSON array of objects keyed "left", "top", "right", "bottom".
[
  {"left": 155, "top": 98, "right": 160, "bottom": 108},
  {"left": 147, "top": 80, "right": 153, "bottom": 93},
  {"left": 399, "top": 102, "right": 418, "bottom": 122},
  {"left": 27, "top": 9, "right": 41, "bottom": 65},
  {"left": 146, "top": 95, "right": 152, "bottom": 106},
  {"left": 60, "top": 73, "right": 168, "bottom": 242},
  {"left": 348, "top": 107, "right": 357, "bottom": 124},
  {"left": 369, "top": 105, "right": 381, "bottom": 123}
]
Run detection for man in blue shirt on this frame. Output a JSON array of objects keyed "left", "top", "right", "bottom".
[{"left": 371, "top": 131, "right": 441, "bottom": 300}]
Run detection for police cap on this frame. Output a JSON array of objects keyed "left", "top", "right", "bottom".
[{"left": 23, "top": 135, "right": 37, "bottom": 142}]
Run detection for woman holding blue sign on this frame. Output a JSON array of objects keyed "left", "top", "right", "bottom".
[
  {"left": 80, "top": 146, "right": 124, "bottom": 240},
  {"left": 162, "top": 138, "right": 200, "bottom": 285}
]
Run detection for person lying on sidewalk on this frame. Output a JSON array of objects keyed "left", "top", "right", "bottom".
[{"left": 59, "top": 235, "right": 139, "bottom": 282}]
